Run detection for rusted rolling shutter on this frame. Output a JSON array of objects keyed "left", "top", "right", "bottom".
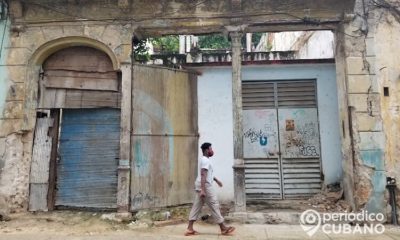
[{"left": 56, "top": 108, "right": 120, "bottom": 209}]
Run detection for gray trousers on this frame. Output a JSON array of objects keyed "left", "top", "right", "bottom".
[{"left": 188, "top": 183, "right": 224, "bottom": 224}]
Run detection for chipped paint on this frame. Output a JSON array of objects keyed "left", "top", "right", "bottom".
[
  {"left": 360, "top": 150, "right": 385, "bottom": 171},
  {"left": 134, "top": 140, "right": 150, "bottom": 177},
  {"left": 366, "top": 171, "right": 386, "bottom": 214},
  {"left": 0, "top": 17, "right": 10, "bottom": 120},
  {"left": 133, "top": 90, "right": 174, "bottom": 174}
]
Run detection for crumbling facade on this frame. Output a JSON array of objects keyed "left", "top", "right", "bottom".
[{"left": 0, "top": 0, "right": 399, "bottom": 221}]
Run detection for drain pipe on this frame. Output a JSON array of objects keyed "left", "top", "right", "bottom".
[{"left": 387, "top": 177, "right": 398, "bottom": 225}]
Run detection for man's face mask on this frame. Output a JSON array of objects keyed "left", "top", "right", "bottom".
[{"left": 208, "top": 149, "right": 214, "bottom": 157}]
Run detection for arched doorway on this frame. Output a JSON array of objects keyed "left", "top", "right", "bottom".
[{"left": 29, "top": 46, "right": 121, "bottom": 210}]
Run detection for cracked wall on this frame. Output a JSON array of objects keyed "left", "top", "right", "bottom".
[
  {"left": 0, "top": 5, "right": 133, "bottom": 211},
  {"left": 3, "top": 0, "right": 399, "bottom": 216},
  {"left": 373, "top": 0, "right": 400, "bottom": 220},
  {"left": 341, "top": 0, "right": 400, "bottom": 216}
]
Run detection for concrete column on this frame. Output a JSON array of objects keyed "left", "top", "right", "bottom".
[
  {"left": 186, "top": 35, "right": 191, "bottom": 53},
  {"left": 230, "top": 31, "right": 246, "bottom": 212},
  {"left": 117, "top": 63, "right": 132, "bottom": 218},
  {"left": 179, "top": 35, "right": 185, "bottom": 54},
  {"left": 246, "top": 33, "right": 252, "bottom": 52}
]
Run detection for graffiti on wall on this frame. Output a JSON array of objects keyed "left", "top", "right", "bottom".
[
  {"left": 279, "top": 108, "right": 320, "bottom": 158},
  {"left": 243, "top": 109, "right": 278, "bottom": 158}
]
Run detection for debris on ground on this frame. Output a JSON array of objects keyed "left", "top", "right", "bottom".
[
  {"left": 301, "top": 183, "right": 351, "bottom": 212},
  {"left": 100, "top": 213, "right": 122, "bottom": 223}
]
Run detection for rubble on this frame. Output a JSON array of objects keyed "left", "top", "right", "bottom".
[{"left": 301, "top": 184, "right": 351, "bottom": 213}]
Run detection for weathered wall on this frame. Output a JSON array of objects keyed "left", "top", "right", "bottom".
[
  {"left": 14, "top": 0, "right": 354, "bottom": 34},
  {"left": 0, "top": 13, "right": 29, "bottom": 212},
  {"left": 0, "top": 8, "right": 133, "bottom": 210},
  {"left": 337, "top": 0, "right": 400, "bottom": 215},
  {"left": 5, "top": 0, "right": 390, "bottom": 214},
  {"left": 373, "top": 2, "right": 400, "bottom": 218},
  {"left": 270, "top": 31, "right": 335, "bottom": 59},
  {"left": 196, "top": 63, "right": 342, "bottom": 202},
  {"left": 297, "top": 31, "right": 335, "bottom": 59}
]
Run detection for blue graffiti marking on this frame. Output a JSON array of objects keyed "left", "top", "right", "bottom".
[{"left": 259, "top": 136, "right": 268, "bottom": 146}]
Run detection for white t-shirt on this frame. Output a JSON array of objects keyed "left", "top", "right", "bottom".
[{"left": 195, "top": 156, "right": 214, "bottom": 190}]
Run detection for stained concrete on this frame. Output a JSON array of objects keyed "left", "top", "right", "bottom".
[{"left": 0, "top": 0, "right": 398, "bottom": 219}]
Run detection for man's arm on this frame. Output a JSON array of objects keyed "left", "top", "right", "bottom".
[{"left": 200, "top": 168, "right": 207, "bottom": 197}]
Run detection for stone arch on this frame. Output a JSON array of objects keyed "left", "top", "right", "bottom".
[
  {"left": 30, "top": 36, "right": 120, "bottom": 70},
  {"left": 23, "top": 36, "right": 120, "bottom": 131}
]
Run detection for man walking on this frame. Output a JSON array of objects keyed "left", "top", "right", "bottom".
[{"left": 185, "top": 142, "right": 235, "bottom": 236}]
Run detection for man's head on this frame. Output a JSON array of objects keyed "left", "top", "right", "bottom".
[{"left": 201, "top": 142, "right": 214, "bottom": 157}]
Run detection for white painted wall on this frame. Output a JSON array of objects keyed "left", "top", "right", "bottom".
[
  {"left": 267, "top": 31, "right": 334, "bottom": 59},
  {"left": 297, "top": 31, "right": 335, "bottom": 59},
  {"left": 271, "top": 31, "right": 304, "bottom": 51},
  {"left": 196, "top": 63, "right": 342, "bottom": 202},
  {"left": 197, "top": 68, "right": 234, "bottom": 202}
]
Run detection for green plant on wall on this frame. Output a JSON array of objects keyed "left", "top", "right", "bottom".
[
  {"left": 133, "top": 39, "right": 150, "bottom": 62},
  {"left": 151, "top": 36, "right": 179, "bottom": 53},
  {"left": 198, "top": 34, "right": 231, "bottom": 49}
]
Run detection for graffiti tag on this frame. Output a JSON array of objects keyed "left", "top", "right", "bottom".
[
  {"left": 299, "top": 145, "right": 319, "bottom": 157},
  {"left": 244, "top": 128, "right": 268, "bottom": 145}
]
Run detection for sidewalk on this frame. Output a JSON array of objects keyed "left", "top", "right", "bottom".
[
  {"left": 1, "top": 223, "right": 400, "bottom": 240},
  {"left": 0, "top": 212, "right": 399, "bottom": 240}
]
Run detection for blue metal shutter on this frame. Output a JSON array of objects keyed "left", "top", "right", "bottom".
[{"left": 56, "top": 108, "right": 120, "bottom": 209}]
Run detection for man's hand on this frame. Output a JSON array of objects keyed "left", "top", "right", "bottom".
[
  {"left": 214, "top": 178, "right": 223, "bottom": 187},
  {"left": 200, "top": 189, "right": 206, "bottom": 198}
]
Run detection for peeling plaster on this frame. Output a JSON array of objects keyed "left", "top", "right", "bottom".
[
  {"left": 0, "top": 17, "right": 10, "bottom": 119},
  {"left": 360, "top": 150, "right": 385, "bottom": 170},
  {"left": 366, "top": 170, "right": 386, "bottom": 214}
]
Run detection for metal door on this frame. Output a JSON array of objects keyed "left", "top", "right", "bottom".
[
  {"left": 56, "top": 108, "right": 120, "bottom": 209},
  {"left": 130, "top": 65, "right": 198, "bottom": 210},
  {"left": 243, "top": 80, "right": 321, "bottom": 200}
]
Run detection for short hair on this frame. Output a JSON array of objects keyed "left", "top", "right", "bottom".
[{"left": 200, "top": 142, "right": 212, "bottom": 152}]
